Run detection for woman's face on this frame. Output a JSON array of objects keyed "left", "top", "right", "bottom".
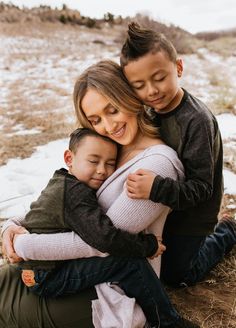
[{"left": 81, "top": 88, "right": 139, "bottom": 146}]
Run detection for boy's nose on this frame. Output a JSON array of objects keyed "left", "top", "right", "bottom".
[
  {"left": 147, "top": 82, "right": 158, "bottom": 97},
  {"left": 96, "top": 165, "right": 106, "bottom": 175}
]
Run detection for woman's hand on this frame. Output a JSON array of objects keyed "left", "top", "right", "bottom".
[
  {"left": 126, "top": 169, "right": 156, "bottom": 199},
  {"left": 2, "top": 225, "right": 28, "bottom": 263}
]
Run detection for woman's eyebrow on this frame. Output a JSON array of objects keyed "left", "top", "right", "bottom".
[{"left": 86, "top": 103, "right": 112, "bottom": 119}]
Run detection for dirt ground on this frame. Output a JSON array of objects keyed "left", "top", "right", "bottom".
[{"left": 0, "top": 22, "right": 236, "bottom": 328}]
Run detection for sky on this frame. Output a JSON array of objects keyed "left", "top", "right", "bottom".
[
  {"left": 3, "top": 0, "right": 236, "bottom": 34},
  {"left": 0, "top": 113, "right": 236, "bottom": 219}
]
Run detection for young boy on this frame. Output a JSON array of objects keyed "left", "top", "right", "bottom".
[
  {"left": 120, "top": 22, "right": 236, "bottom": 287},
  {"left": 18, "top": 127, "right": 180, "bottom": 328}
]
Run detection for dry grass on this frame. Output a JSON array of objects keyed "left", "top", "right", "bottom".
[
  {"left": 206, "top": 69, "right": 236, "bottom": 115},
  {"left": 205, "top": 37, "right": 236, "bottom": 57},
  {"left": 167, "top": 246, "right": 236, "bottom": 328}
]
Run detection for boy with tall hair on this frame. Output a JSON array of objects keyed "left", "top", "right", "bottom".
[{"left": 121, "top": 22, "right": 236, "bottom": 287}]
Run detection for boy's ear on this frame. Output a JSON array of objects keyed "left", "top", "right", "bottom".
[
  {"left": 176, "top": 58, "right": 183, "bottom": 77},
  {"left": 64, "top": 150, "right": 73, "bottom": 168}
]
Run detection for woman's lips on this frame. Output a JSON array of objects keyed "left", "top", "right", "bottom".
[{"left": 111, "top": 125, "right": 126, "bottom": 138}]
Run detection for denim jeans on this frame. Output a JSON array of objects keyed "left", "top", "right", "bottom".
[
  {"left": 29, "top": 256, "right": 179, "bottom": 327},
  {"left": 161, "top": 219, "right": 236, "bottom": 286}
]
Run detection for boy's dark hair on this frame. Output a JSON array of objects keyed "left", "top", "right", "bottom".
[
  {"left": 69, "top": 128, "right": 117, "bottom": 153},
  {"left": 120, "top": 22, "right": 177, "bottom": 67}
]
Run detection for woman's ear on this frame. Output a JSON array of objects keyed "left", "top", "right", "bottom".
[
  {"left": 64, "top": 150, "right": 73, "bottom": 168},
  {"left": 176, "top": 58, "right": 183, "bottom": 77}
]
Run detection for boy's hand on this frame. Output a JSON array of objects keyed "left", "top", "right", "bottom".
[
  {"left": 2, "top": 225, "right": 28, "bottom": 263},
  {"left": 126, "top": 169, "right": 156, "bottom": 199},
  {"left": 149, "top": 237, "right": 166, "bottom": 259}
]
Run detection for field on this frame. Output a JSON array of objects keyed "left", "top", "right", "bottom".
[{"left": 0, "top": 21, "right": 236, "bottom": 327}]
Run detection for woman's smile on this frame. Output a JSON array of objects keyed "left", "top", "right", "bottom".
[{"left": 110, "top": 125, "right": 126, "bottom": 139}]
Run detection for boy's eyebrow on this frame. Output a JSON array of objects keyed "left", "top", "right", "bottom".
[
  {"left": 130, "top": 69, "right": 166, "bottom": 83},
  {"left": 88, "top": 154, "right": 116, "bottom": 161}
]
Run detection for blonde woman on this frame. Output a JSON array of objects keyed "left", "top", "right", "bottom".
[{"left": 1, "top": 61, "right": 200, "bottom": 328}]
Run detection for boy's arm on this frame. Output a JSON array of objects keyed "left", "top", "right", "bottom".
[
  {"left": 65, "top": 183, "right": 158, "bottom": 258},
  {"left": 150, "top": 116, "right": 222, "bottom": 210}
]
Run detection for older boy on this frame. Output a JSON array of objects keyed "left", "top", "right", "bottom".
[{"left": 121, "top": 22, "right": 236, "bottom": 286}]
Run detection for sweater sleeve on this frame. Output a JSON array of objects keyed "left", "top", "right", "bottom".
[
  {"left": 65, "top": 183, "right": 158, "bottom": 258},
  {"left": 150, "top": 115, "right": 220, "bottom": 210},
  {"left": 1, "top": 215, "right": 27, "bottom": 235},
  {"left": 104, "top": 154, "right": 178, "bottom": 233},
  {"left": 13, "top": 152, "right": 180, "bottom": 261}
]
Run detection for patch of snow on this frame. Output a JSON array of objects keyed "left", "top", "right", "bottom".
[
  {"left": 216, "top": 114, "right": 236, "bottom": 140},
  {"left": 223, "top": 169, "right": 236, "bottom": 195}
]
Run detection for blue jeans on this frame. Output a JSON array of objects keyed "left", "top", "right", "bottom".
[
  {"left": 161, "top": 219, "right": 236, "bottom": 286},
  {"left": 29, "top": 256, "right": 180, "bottom": 327}
]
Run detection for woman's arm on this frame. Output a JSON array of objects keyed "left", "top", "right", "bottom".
[
  {"left": 14, "top": 231, "right": 106, "bottom": 260},
  {"left": 104, "top": 153, "right": 179, "bottom": 233},
  {"left": 2, "top": 216, "right": 105, "bottom": 261}
]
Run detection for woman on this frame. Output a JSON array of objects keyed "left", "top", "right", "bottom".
[{"left": 1, "top": 61, "right": 197, "bottom": 328}]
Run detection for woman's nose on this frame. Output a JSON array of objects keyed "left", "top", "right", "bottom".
[{"left": 104, "top": 118, "right": 117, "bottom": 134}]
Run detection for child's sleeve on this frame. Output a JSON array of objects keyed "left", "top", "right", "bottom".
[
  {"left": 65, "top": 184, "right": 158, "bottom": 258},
  {"left": 150, "top": 115, "right": 222, "bottom": 210}
]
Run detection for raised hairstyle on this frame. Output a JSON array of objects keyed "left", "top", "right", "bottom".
[
  {"left": 120, "top": 22, "right": 177, "bottom": 67},
  {"left": 69, "top": 127, "right": 117, "bottom": 154},
  {"left": 73, "top": 60, "right": 159, "bottom": 138}
]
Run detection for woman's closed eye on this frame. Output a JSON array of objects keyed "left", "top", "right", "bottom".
[
  {"left": 107, "top": 106, "right": 119, "bottom": 115},
  {"left": 89, "top": 118, "right": 100, "bottom": 126}
]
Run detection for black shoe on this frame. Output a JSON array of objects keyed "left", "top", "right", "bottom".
[{"left": 167, "top": 317, "right": 200, "bottom": 328}]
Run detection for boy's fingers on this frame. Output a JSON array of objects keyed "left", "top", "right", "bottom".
[
  {"left": 133, "top": 169, "right": 146, "bottom": 175},
  {"left": 127, "top": 191, "right": 138, "bottom": 199},
  {"left": 126, "top": 182, "right": 136, "bottom": 192},
  {"left": 127, "top": 174, "right": 138, "bottom": 182}
]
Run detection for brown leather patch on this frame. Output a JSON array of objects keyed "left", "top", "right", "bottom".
[{"left": 21, "top": 270, "right": 36, "bottom": 287}]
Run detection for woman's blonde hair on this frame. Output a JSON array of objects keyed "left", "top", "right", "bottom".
[{"left": 73, "top": 60, "right": 159, "bottom": 138}]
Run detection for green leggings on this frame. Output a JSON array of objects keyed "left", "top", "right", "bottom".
[{"left": 0, "top": 264, "right": 97, "bottom": 328}]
